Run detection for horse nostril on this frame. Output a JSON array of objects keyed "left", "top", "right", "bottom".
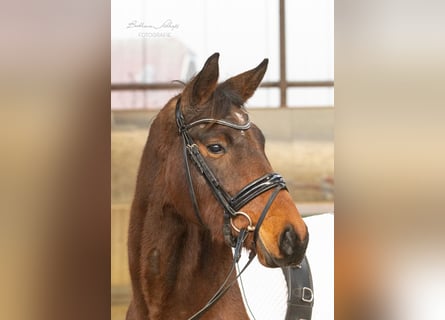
[{"left": 279, "top": 226, "right": 298, "bottom": 257}]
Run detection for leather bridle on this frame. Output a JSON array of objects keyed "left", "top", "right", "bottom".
[
  {"left": 175, "top": 98, "right": 313, "bottom": 320},
  {"left": 175, "top": 98, "right": 287, "bottom": 247}
]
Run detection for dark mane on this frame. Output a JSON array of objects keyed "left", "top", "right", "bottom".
[{"left": 185, "top": 85, "right": 245, "bottom": 123}]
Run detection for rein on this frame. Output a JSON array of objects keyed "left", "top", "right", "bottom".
[{"left": 186, "top": 229, "right": 256, "bottom": 320}]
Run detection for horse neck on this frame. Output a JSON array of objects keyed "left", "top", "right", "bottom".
[
  {"left": 132, "top": 104, "right": 249, "bottom": 319},
  {"left": 143, "top": 204, "right": 249, "bottom": 319}
]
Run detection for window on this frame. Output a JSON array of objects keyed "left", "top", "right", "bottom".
[{"left": 111, "top": 0, "right": 333, "bottom": 109}]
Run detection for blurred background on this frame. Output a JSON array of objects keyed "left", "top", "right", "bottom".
[{"left": 111, "top": 0, "right": 333, "bottom": 318}]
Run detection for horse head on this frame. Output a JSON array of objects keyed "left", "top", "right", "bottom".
[{"left": 164, "top": 53, "right": 308, "bottom": 268}]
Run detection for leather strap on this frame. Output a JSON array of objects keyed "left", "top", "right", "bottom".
[
  {"left": 187, "top": 229, "right": 256, "bottom": 320},
  {"left": 231, "top": 173, "right": 286, "bottom": 211},
  {"left": 253, "top": 184, "right": 284, "bottom": 243},
  {"left": 282, "top": 256, "right": 314, "bottom": 320}
]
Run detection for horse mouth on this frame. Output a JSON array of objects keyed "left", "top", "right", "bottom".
[{"left": 255, "top": 230, "right": 308, "bottom": 268}]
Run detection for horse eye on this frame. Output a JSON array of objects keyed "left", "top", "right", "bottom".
[{"left": 207, "top": 144, "right": 225, "bottom": 154}]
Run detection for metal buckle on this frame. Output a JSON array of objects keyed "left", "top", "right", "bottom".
[
  {"left": 186, "top": 143, "right": 198, "bottom": 152},
  {"left": 301, "top": 287, "right": 314, "bottom": 303}
]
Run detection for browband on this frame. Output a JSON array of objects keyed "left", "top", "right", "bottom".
[{"left": 186, "top": 118, "right": 252, "bottom": 131}]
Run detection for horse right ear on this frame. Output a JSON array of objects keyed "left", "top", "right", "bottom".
[{"left": 181, "top": 53, "right": 220, "bottom": 107}]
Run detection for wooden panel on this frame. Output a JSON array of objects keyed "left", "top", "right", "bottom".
[{"left": 111, "top": 204, "right": 131, "bottom": 288}]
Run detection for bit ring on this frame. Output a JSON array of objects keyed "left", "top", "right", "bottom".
[{"left": 230, "top": 211, "right": 256, "bottom": 233}]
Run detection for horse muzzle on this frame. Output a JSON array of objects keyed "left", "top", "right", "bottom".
[{"left": 256, "top": 223, "right": 309, "bottom": 268}]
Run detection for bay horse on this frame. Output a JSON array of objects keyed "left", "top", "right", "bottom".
[{"left": 127, "top": 53, "right": 309, "bottom": 320}]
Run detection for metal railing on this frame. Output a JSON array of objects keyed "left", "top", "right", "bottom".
[
  {"left": 110, "top": 81, "right": 333, "bottom": 91},
  {"left": 111, "top": 81, "right": 333, "bottom": 109}
]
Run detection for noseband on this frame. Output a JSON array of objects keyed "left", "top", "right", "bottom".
[{"left": 175, "top": 98, "right": 287, "bottom": 247}]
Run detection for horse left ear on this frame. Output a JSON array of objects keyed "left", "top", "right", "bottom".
[{"left": 221, "top": 58, "right": 268, "bottom": 103}]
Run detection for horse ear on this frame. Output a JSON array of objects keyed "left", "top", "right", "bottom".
[
  {"left": 182, "top": 52, "right": 220, "bottom": 107},
  {"left": 221, "top": 58, "right": 268, "bottom": 103}
]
